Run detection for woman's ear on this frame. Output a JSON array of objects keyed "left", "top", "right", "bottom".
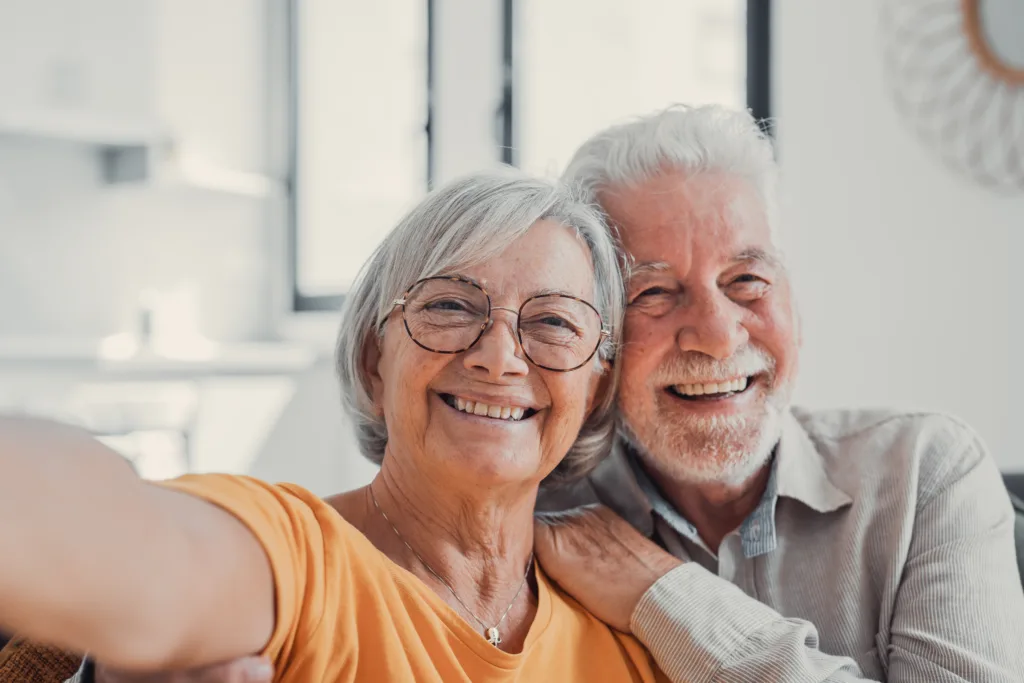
[
  {"left": 584, "top": 357, "right": 614, "bottom": 418},
  {"left": 361, "top": 332, "right": 386, "bottom": 417}
]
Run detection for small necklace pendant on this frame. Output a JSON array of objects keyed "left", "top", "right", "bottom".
[{"left": 486, "top": 627, "right": 502, "bottom": 646}]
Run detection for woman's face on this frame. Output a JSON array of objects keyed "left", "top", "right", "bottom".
[{"left": 368, "top": 220, "right": 607, "bottom": 490}]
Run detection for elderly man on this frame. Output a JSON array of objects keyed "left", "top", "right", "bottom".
[
  {"left": 536, "top": 105, "right": 1024, "bottom": 681},
  {"left": 59, "top": 105, "right": 1024, "bottom": 683}
]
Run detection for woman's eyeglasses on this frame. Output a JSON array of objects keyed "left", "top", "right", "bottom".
[{"left": 390, "top": 276, "right": 609, "bottom": 372}]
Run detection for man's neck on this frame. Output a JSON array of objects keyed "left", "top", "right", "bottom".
[{"left": 643, "top": 460, "right": 773, "bottom": 553}]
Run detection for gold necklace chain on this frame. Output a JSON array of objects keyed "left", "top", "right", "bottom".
[{"left": 369, "top": 486, "right": 533, "bottom": 646}]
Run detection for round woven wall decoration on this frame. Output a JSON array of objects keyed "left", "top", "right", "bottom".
[{"left": 881, "top": 0, "right": 1024, "bottom": 192}]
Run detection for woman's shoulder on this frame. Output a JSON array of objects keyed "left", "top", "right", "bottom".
[
  {"left": 156, "top": 474, "right": 376, "bottom": 560},
  {"left": 159, "top": 473, "right": 322, "bottom": 515}
]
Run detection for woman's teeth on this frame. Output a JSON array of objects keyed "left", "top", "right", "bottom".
[
  {"left": 454, "top": 397, "right": 526, "bottom": 421},
  {"left": 673, "top": 377, "right": 749, "bottom": 397}
]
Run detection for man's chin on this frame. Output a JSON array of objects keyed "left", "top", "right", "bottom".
[
  {"left": 659, "top": 448, "right": 772, "bottom": 487},
  {"left": 621, "top": 408, "right": 783, "bottom": 487}
]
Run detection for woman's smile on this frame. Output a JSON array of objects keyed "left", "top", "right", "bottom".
[{"left": 435, "top": 391, "right": 541, "bottom": 424}]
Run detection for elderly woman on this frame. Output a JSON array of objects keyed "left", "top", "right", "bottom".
[{"left": 0, "top": 169, "right": 684, "bottom": 682}]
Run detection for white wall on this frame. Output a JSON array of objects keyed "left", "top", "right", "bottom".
[
  {"left": 248, "top": 358, "right": 379, "bottom": 497},
  {"left": 776, "top": 0, "right": 1023, "bottom": 470}
]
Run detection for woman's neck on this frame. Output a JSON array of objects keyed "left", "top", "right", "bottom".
[
  {"left": 372, "top": 456, "right": 535, "bottom": 587},
  {"left": 337, "top": 455, "right": 539, "bottom": 649}
]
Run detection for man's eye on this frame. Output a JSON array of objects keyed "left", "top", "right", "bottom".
[
  {"left": 727, "top": 276, "right": 770, "bottom": 300},
  {"left": 627, "top": 286, "right": 677, "bottom": 316},
  {"left": 634, "top": 286, "right": 671, "bottom": 299}
]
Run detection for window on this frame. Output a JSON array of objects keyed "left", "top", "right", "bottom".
[
  {"left": 290, "top": 0, "right": 431, "bottom": 311},
  {"left": 514, "top": 0, "right": 766, "bottom": 175},
  {"left": 286, "top": 0, "right": 769, "bottom": 312}
]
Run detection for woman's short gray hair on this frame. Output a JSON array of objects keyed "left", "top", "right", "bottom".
[
  {"left": 562, "top": 104, "right": 780, "bottom": 238},
  {"left": 335, "top": 167, "right": 624, "bottom": 487}
]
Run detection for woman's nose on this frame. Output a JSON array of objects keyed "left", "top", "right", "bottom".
[{"left": 463, "top": 308, "right": 529, "bottom": 378}]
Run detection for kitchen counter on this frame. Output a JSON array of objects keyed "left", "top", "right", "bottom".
[
  {"left": 0, "top": 337, "right": 321, "bottom": 478},
  {"left": 0, "top": 336, "right": 318, "bottom": 377}
]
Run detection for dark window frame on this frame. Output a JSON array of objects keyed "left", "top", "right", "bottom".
[
  {"left": 747, "top": 0, "right": 772, "bottom": 135},
  {"left": 286, "top": 0, "right": 770, "bottom": 312}
]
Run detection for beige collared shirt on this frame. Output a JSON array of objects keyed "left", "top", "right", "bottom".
[{"left": 541, "top": 407, "right": 1024, "bottom": 682}]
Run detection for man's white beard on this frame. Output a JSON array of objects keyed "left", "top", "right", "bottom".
[
  {"left": 621, "top": 402, "right": 784, "bottom": 487},
  {"left": 619, "top": 342, "right": 791, "bottom": 486}
]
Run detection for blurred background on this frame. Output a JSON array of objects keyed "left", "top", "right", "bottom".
[{"left": 0, "top": 0, "right": 1021, "bottom": 495}]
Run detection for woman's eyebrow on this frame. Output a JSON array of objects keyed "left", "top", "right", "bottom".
[{"left": 527, "top": 287, "right": 579, "bottom": 298}]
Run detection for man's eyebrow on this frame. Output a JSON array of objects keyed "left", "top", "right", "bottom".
[
  {"left": 628, "top": 261, "right": 672, "bottom": 277},
  {"left": 734, "top": 247, "right": 782, "bottom": 269},
  {"left": 627, "top": 250, "right": 781, "bottom": 279}
]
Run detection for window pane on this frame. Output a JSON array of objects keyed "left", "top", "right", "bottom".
[
  {"left": 516, "top": 0, "right": 746, "bottom": 177},
  {"left": 296, "top": 1, "right": 429, "bottom": 297}
]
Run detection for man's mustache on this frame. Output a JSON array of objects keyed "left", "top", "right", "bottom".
[{"left": 652, "top": 345, "right": 776, "bottom": 385}]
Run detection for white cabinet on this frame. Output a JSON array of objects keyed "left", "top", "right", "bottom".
[{"left": 0, "top": 0, "right": 283, "bottom": 197}]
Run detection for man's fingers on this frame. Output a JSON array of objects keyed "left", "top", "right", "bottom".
[
  {"left": 534, "top": 506, "right": 606, "bottom": 567},
  {"left": 533, "top": 516, "right": 557, "bottom": 559}
]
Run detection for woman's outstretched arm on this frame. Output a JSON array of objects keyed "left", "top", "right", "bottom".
[{"left": 0, "top": 416, "right": 275, "bottom": 672}]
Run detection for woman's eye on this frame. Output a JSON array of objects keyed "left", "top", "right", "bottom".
[
  {"left": 426, "top": 299, "right": 471, "bottom": 312},
  {"left": 538, "top": 315, "right": 573, "bottom": 329}
]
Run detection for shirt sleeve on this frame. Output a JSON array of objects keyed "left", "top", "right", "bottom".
[
  {"left": 157, "top": 474, "right": 330, "bottom": 668},
  {"left": 631, "top": 564, "right": 873, "bottom": 682},
  {"left": 883, "top": 419, "right": 1024, "bottom": 682}
]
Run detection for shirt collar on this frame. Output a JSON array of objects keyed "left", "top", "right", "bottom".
[
  {"left": 589, "top": 408, "right": 853, "bottom": 556},
  {"left": 628, "top": 448, "right": 781, "bottom": 558},
  {"left": 588, "top": 438, "right": 656, "bottom": 537},
  {"left": 774, "top": 409, "right": 853, "bottom": 513}
]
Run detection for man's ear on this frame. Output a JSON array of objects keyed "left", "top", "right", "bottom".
[
  {"left": 361, "top": 332, "right": 386, "bottom": 416},
  {"left": 794, "top": 305, "right": 804, "bottom": 350},
  {"left": 585, "top": 357, "right": 614, "bottom": 418}
]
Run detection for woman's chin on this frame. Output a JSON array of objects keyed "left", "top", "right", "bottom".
[{"left": 433, "top": 445, "right": 547, "bottom": 491}]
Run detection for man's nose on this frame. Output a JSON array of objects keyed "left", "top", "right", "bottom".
[{"left": 675, "top": 291, "right": 749, "bottom": 360}]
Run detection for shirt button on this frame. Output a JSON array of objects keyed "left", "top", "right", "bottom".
[{"left": 749, "top": 522, "right": 761, "bottom": 540}]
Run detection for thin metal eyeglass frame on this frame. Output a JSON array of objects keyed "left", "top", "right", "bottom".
[{"left": 390, "top": 275, "right": 610, "bottom": 372}]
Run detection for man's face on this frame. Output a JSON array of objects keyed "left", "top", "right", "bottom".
[{"left": 602, "top": 170, "right": 799, "bottom": 485}]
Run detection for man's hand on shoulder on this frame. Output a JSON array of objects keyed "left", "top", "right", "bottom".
[{"left": 534, "top": 504, "right": 682, "bottom": 632}]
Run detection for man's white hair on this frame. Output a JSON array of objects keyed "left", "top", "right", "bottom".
[{"left": 562, "top": 104, "right": 780, "bottom": 238}]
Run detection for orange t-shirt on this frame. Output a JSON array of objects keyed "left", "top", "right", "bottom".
[{"left": 160, "top": 474, "right": 669, "bottom": 682}]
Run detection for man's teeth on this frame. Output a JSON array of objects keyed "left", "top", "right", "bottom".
[
  {"left": 673, "top": 377, "right": 749, "bottom": 396},
  {"left": 454, "top": 397, "right": 526, "bottom": 421}
]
